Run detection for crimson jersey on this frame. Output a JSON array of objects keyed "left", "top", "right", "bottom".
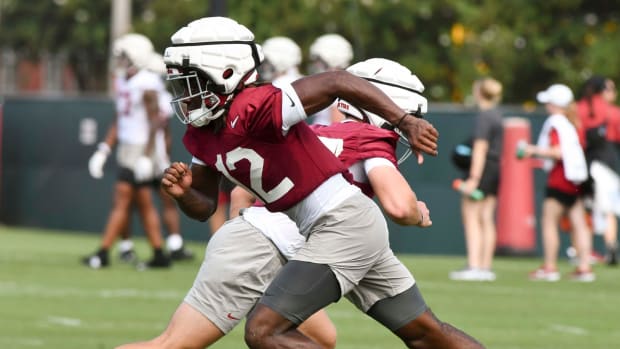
[
  {"left": 183, "top": 84, "right": 345, "bottom": 212},
  {"left": 311, "top": 122, "right": 399, "bottom": 197}
]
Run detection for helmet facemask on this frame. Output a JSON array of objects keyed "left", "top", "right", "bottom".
[{"left": 168, "top": 68, "right": 232, "bottom": 127}]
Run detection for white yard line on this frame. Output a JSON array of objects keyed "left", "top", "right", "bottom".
[
  {"left": 46, "top": 316, "right": 82, "bottom": 327},
  {"left": 549, "top": 324, "right": 588, "bottom": 336},
  {"left": 0, "top": 281, "right": 183, "bottom": 300}
]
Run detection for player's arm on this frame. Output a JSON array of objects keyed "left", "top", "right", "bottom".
[
  {"left": 87, "top": 114, "right": 119, "bottom": 179},
  {"left": 525, "top": 144, "right": 562, "bottom": 160},
  {"left": 291, "top": 70, "right": 438, "bottom": 157},
  {"left": 366, "top": 160, "right": 431, "bottom": 227},
  {"left": 143, "top": 89, "right": 160, "bottom": 155},
  {"left": 229, "top": 186, "right": 257, "bottom": 218},
  {"left": 161, "top": 161, "right": 221, "bottom": 222}
]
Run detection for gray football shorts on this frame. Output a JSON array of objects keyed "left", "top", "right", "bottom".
[
  {"left": 184, "top": 216, "right": 286, "bottom": 333},
  {"left": 291, "top": 190, "right": 415, "bottom": 312}
]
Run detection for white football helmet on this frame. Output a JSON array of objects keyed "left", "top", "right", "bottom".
[
  {"left": 113, "top": 33, "right": 154, "bottom": 70},
  {"left": 259, "top": 36, "right": 302, "bottom": 82},
  {"left": 337, "top": 58, "right": 428, "bottom": 163},
  {"left": 309, "top": 33, "right": 353, "bottom": 73},
  {"left": 164, "top": 17, "right": 264, "bottom": 127}
]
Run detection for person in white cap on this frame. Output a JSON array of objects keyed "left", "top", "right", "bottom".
[{"left": 519, "top": 83, "right": 595, "bottom": 282}]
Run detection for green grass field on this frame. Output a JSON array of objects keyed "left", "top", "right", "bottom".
[{"left": 1, "top": 226, "right": 618, "bottom": 349}]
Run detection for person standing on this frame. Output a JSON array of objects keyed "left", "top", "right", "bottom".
[
  {"left": 522, "top": 84, "right": 594, "bottom": 282},
  {"left": 83, "top": 33, "right": 171, "bottom": 269},
  {"left": 450, "top": 78, "right": 504, "bottom": 281},
  {"left": 577, "top": 76, "right": 619, "bottom": 265}
]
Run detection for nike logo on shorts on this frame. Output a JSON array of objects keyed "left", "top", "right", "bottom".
[{"left": 226, "top": 312, "right": 240, "bottom": 320}]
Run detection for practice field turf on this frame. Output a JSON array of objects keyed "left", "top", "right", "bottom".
[{"left": 1, "top": 226, "right": 618, "bottom": 349}]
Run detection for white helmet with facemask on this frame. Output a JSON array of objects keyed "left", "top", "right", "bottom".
[
  {"left": 163, "top": 17, "right": 264, "bottom": 127},
  {"left": 337, "top": 58, "right": 428, "bottom": 163}
]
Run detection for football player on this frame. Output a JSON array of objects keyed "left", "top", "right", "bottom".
[
  {"left": 83, "top": 33, "right": 171, "bottom": 269},
  {"left": 119, "top": 16, "right": 481, "bottom": 349}
]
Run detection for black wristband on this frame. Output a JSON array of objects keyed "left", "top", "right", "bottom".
[{"left": 396, "top": 112, "right": 410, "bottom": 128}]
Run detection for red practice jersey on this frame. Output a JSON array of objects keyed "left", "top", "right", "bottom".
[
  {"left": 183, "top": 84, "right": 345, "bottom": 212},
  {"left": 311, "top": 122, "right": 399, "bottom": 197}
]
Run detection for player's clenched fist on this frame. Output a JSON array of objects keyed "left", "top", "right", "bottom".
[{"left": 161, "top": 162, "right": 192, "bottom": 198}]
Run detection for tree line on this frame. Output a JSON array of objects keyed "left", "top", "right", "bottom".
[{"left": 1, "top": 0, "right": 618, "bottom": 103}]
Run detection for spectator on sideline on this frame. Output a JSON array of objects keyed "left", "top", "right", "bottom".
[
  {"left": 83, "top": 33, "right": 171, "bottom": 269},
  {"left": 307, "top": 33, "right": 353, "bottom": 125},
  {"left": 450, "top": 78, "right": 504, "bottom": 282},
  {"left": 521, "top": 84, "right": 594, "bottom": 282},
  {"left": 577, "top": 76, "right": 619, "bottom": 265}
]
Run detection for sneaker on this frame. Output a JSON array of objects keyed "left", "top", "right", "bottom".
[
  {"left": 590, "top": 251, "right": 605, "bottom": 265},
  {"left": 119, "top": 249, "right": 138, "bottom": 264},
  {"left": 449, "top": 268, "right": 488, "bottom": 281},
  {"left": 81, "top": 250, "right": 109, "bottom": 269},
  {"left": 170, "top": 246, "right": 195, "bottom": 261},
  {"left": 136, "top": 254, "right": 171, "bottom": 271},
  {"left": 480, "top": 269, "right": 497, "bottom": 281},
  {"left": 605, "top": 247, "right": 618, "bottom": 266},
  {"left": 529, "top": 267, "right": 560, "bottom": 282},
  {"left": 569, "top": 268, "right": 595, "bottom": 282}
]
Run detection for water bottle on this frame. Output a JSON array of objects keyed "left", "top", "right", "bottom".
[
  {"left": 452, "top": 179, "right": 484, "bottom": 200},
  {"left": 516, "top": 140, "right": 528, "bottom": 159}
]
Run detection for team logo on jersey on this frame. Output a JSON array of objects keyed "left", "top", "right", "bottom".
[{"left": 230, "top": 115, "right": 240, "bottom": 128}]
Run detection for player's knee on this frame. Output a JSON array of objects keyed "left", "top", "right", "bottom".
[
  {"left": 396, "top": 309, "right": 444, "bottom": 348},
  {"left": 244, "top": 310, "right": 273, "bottom": 349}
]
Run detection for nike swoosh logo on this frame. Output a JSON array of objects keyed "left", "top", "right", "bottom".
[
  {"left": 285, "top": 93, "right": 295, "bottom": 107},
  {"left": 231, "top": 115, "right": 240, "bottom": 128},
  {"left": 227, "top": 313, "right": 240, "bottom": 320}
]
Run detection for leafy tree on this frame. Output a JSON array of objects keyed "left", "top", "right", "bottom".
[{"left": 1, "top": 0, "right": 618, "bottom": 103}]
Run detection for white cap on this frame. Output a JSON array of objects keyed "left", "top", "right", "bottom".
[{"left": 536, "top": 84, "right": 574, "bottom": 107}]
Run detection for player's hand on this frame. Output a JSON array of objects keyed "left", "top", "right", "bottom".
[
  {"left": 416, "top": 200, "right": 432, "bottom": 227},
  {"left": 398, "top": 115, "right": 439, "bottom": 164},
  {"left": 88, "top": 143, "right": 110, "bottom": 179},
  {"left": 134, "top": 156, "right": 155, "bottom": 182},
  {"left": 161, "top": 162, "right": 192, "bottom": 198}
]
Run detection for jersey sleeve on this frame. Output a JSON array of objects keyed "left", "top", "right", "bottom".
[
  {"left": 356, "top": 124, "right": 399, "bottom": 167},
  {"left": 276, "top": 82, "right": 307, "bottom": 132}
]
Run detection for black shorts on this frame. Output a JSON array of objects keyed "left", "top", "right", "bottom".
[
  {"left": 117, "top": 167, "right": 153, "bottom": 187},
  {"left": 545, "top": 187, "right": 579, "bottom": 208},
  {"left": 462, "top": 158, "right": 500, "bottom": 196}
]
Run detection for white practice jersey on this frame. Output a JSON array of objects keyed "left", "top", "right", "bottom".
[
  {"left": 155, "top": 86, "right": 174, "bottom": 160},
  {"left": 116, "top": 69, "right": 165, "bottom": 145}
]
